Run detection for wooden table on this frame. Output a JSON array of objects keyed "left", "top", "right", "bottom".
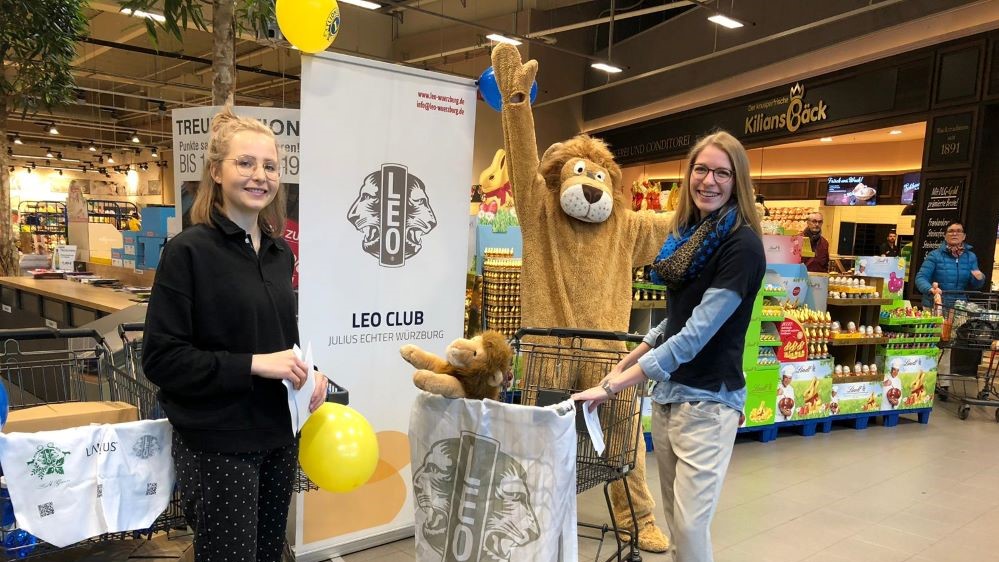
[{"left": 0, "top": 277, "right": 143, "bottom": 329}]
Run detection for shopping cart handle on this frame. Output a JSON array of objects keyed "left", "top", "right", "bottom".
[
  {"left": 326, "top": 380, "right": 349, "bottom": 406},
  {"left": 0, "top": 327, "right": 106, "bottom": 345},
  {"left": 117, "top": 322, "right": 145, "bottom": 339},
  {"left": 513, "top": 327, "right": 646, "bottom": 344}
]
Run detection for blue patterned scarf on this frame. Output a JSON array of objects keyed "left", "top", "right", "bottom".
[{"left": 650, "top": 205, "right": 738, "bottom": 289}]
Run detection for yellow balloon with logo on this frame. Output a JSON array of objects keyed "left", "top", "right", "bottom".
[
  {"left": 276, "top": 0, "right": 341, "bottom": 54},
  {"left": 299, "top": 403, "right": 379, "bottom": 493}
]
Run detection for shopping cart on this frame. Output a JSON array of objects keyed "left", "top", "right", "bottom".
[
  {"left": 510, "top": 328, "right": 645, "bottom": 562},
  {"left": 937, "top": 292, "right": 999, "bottom": 421},
  {"left": 0, "top": 327, "right": 185, "bottom": 560},
  {"left": 117, "top": 323, "right": 350, "bottom": 493}
]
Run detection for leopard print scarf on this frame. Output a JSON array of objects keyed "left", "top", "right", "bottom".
[{"left": 650, "top": 205, "right": 738, "bottom": 290}]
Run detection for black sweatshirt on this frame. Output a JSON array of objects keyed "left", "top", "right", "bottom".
[{"left": 142, "top": 211, "right": 297, "bottom": 453}]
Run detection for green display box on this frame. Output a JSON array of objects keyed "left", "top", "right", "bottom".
[
  {"left": 776, "top": 359, "right": 833, "bottom": 421},
  {"left": 831, "top": 376, "right": 882, "bottom": 415},
  {"left": 742, "top": 390, "right": 776, "bottom": 427}
]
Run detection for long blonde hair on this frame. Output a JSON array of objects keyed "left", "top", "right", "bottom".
[
  {"left": 670, "top": 130, "right": 761, "bottom": 238},
  {"left": 189, "top": 105, "right": 286, "bottom": 237}
]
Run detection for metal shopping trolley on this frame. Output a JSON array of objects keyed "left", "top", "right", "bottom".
[
  {"left": 510, "top": 328, "right": 645, "bottom": 562},
  {"left": 0, "top": 327, "right": 185, "bottom": 560},
  {"left": 937, "top": 292, "right": 999, "bottom": 421}
]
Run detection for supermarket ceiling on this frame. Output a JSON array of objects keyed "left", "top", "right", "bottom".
[{"left": 4, "top": 0, "right": 992, "bottom": 164}]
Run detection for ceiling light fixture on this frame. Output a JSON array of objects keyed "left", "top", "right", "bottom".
[
  {"left": 107, "top": 154, "right": 115, "bottom": 164},
  {"left": 591, "top": 62, "right": 623, "bottom": 74},
  {"left": 889, "top": 129, "right": 902, "bottom": 135},
  {"left": 150, "top": 147, "right": 159, "bottom": 158},
  {"left": 120, "top": 8, "right": 166, "bottom": 23},
  {"left": 88, "top": 142, "right": 97, "bottom": 152},
  {"left": 44, "top": 148, "right": 53, "bottom": 158},
  {"left": 486, "top": 34, "right": 522, "bottom": 46},
  {"left": 707, "top": 14, "right": 744, "bottom": 29},
  {"left": 820, "top": 137, "right": 833, "bottom": 142},
  {"left": 13, "top": 134, "right": 22, "bottom": 145},
  {"left": 338, "top": 0, "right": 381, "bottom": 9},
  {"left": 131, "top": 132, "right": 140, "bottom": 143},
  {"left": 47, "top": 123, "right": 59, "bottom": 135}
]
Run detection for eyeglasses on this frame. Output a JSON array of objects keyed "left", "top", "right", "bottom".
[
  {"left": 808, "top": 219, "right": 823, "bottom": 224},
  {"left": 224, "top": 155, "right": 279, "bottom": 180},
  {"left": 691, "top": 164, "right": 734, "bottom": 183},
  {"left": 946, "top": 229, "right": 964, "bottom": 234}
]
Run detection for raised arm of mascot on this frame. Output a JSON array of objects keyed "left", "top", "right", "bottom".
[{"left": 491, "top": 43, "right": 673, "bottom": 553}]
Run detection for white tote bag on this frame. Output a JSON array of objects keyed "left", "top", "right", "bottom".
[
  {"left": 409, "top": 393, "right": 578, "bottom": 562},
  {"left": 0, "top": 419, "right": 174, "bottom": 547}
]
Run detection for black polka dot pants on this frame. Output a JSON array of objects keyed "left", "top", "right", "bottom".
[{"left": 172, "top": 433, "right": 298, "bottom": 562}]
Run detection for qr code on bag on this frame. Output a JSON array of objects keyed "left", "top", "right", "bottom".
[
  {"left": 38, "top": 502, "right": 54, "bottom": 518},
  {"left": 146, "top": 483, "right": 157, "bottom": 496}
]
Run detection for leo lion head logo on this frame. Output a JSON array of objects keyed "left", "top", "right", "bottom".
[
  {"left": 413, "top": 434, "right": 540, "bottom": 561},
  {"left": 347, "top": 164, "right": 437, "bottom": 268}
]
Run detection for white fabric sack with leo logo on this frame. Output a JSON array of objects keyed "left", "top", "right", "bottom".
[
  {"left": 0, "top": 419, "right": 173, "bottom": 547},
  {"left": 409, "top": 392, "right": 577, "bottom": 562}
]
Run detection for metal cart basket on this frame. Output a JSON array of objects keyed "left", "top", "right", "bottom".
[
  {"left": 510, "top": 328, "right": 645, "bottom": 562},
  {"left": 937, "top": 291, "right": 999, "bottom": 421},
  {"left": 0, "top": 327, "right": 185, "bottom": 560}
]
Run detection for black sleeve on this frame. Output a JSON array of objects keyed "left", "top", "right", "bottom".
[
  {"left": 142, "top": 238, "right": 253, "bottom": 399},
  {"left": 709, "top": 228, "right": 766, "bottom": 298}
]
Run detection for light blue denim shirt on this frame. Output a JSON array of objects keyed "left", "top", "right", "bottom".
[{"left": 637, "top": 287, "right": 747, "bottom": 413}]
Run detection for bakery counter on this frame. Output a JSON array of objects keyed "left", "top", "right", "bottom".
[{"left": 0, "top": 277, "right": 144, "bottom": 330}]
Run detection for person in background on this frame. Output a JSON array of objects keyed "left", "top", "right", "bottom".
[
  {"left": 143, "top": 106, "right": 330, "bottom": 562},
  {"left": 573, "top": 131, "right": 765, "bottom": 562},
  {"left": 915, "top": 220, "right": 985, "bottom": 392},
  {"left": 801, "top": 212, "right": 829, "bottom": 272},
  {"left": 127, "top": 211, "right": 141, "bottom": 231},
  {"left": 880, "top": 231, "right": 901, "bottom": 257}
]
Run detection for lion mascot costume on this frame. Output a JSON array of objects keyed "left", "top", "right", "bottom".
[{"left": 492, "top": 43, "right": 673, "bottom": 552}]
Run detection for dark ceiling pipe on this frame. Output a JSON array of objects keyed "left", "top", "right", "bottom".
[{"left": 78, "top": 37, "right": 299, "bottom": 81}]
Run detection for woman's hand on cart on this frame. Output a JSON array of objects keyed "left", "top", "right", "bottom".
[
  {"left": 571, "top": 386, "right": 610, "bottom": 412},
  {"left": 310, "top": 371, "right": 330, "bottom": 412},
  {"left": 251, "top": 349, "right": 310, "bottom": 389},
  {"left": 972, "top": 269, "right": 985, "bottom": 281}
]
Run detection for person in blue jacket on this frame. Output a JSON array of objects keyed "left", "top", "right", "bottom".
[
  {"left": 915, "top": 220, "right": 985, "bottom": 307},
  {"left": 915, "top": 220, "right": 985, "bottom": 386}
]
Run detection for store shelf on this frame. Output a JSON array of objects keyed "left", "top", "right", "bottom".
[
  {"left": 759, "top": 340, "right": 781, "bottom": 347},
  {"left": 761, "top": 290, "right": 787, "bottom": 297},
  {"left": 879, "top": 316, "right": 944, "bottom": 326},
  {"left": 828, "top": 298, "right": 894, "bottom": 306},
  {"left": 632, "top": 301, "right": 667, "bottom": 310},
  {"left": 760, "top": 315, "right": 785, "bottom": 322},
  {"left": 885, "top": 337, "right": 941, "bottom": 344},
  {"left": 829, "top": 337, "right": 889, "bottom": 346},
  {"left": 632, "top": 282, "right": 668, "bottom": 291}
]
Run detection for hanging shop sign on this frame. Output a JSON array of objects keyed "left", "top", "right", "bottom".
[
  {"left": 914, "top": 175, "right": 965, "bottom": 264},
  {"left": 926, "top": 111, "right": 974, "bottom": 167},
  {"left": 599, "top": 63, "right": 916, "bottom": 165}
]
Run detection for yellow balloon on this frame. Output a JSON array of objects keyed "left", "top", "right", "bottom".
[
  {"left": 276, "top": 0, "right": 341, "bottom": 54},
  {"left": 300, "top": 403, "right": 379, "bottom": 493}
]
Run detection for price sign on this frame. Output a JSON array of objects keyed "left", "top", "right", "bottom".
[{"left": 777, "top": 317, "right": 808, "bottom": 363}]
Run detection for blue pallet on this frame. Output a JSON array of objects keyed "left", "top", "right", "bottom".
[
  {"left": 644, "top": 432, "right": 653, "bottom": 452},
  {"left": 881, "top": 407, "right": 932, "bottom": 427},
  {"left": 830, "top": 411, "right": 880, "bottom": 429},
  {"left": 774, "top": 417, "right": 832, "bottom": 437},
  {"left": 737, "top": 424, "right": 778, "bottom": 442}
]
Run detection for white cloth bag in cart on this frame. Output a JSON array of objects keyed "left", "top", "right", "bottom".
[
  {"left": 0, "top": 419, "right": 174, "bottom": 547},
  {"left": 409, "top": 392, "right": 577, "bottom": 562}
]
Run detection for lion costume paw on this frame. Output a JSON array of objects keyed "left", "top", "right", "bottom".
[{"left": 400, "top": 331, "right": 513, "bottom": 401}]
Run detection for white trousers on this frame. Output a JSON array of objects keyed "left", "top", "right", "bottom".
[{"left": 652, "top": 401, "right": 740, "bottom": 562}]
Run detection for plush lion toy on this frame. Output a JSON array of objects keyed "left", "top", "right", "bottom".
[
  {"left": 400, "top": 331, "right": 513, "bottom": 401},
  {"left": 492, "top": 43, "right": 672, "bottom": 552}
]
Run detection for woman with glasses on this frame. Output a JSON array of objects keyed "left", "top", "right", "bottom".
[
  {"left": 143, "top": 106, "right": 329, "bottom": 562},
  {"left": 801, "top": 212, "right": 829, "bottom": 272},
  {"left": 574, "top": 131, "right": 765, "bottom": 562}
]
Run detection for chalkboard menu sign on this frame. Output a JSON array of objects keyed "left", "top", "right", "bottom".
[
  {"left": 927, "top": 112, "right": 973, "bottom": 167},
  {"left": 913, "top": 177, "right": 965, "bottom": 285}
]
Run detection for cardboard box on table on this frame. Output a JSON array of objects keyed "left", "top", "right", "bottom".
[{"left": 2, "top": 402, "right": 138, "bottom": 433}]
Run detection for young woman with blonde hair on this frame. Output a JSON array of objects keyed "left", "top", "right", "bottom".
[
  {"left": 574, "top": 130, "right": 765, "bottom": 562},
  {"left": 143, "top": 106, "right": 329, "bottom": 562}
]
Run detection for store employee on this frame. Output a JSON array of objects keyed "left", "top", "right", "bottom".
[{"left": 801, "top": 212, "right": 829, "bottom": 272}]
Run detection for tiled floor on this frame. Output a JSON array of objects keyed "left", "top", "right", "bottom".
[{"left": 332, "top": 401, "right": 999, "bottom": 562}]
